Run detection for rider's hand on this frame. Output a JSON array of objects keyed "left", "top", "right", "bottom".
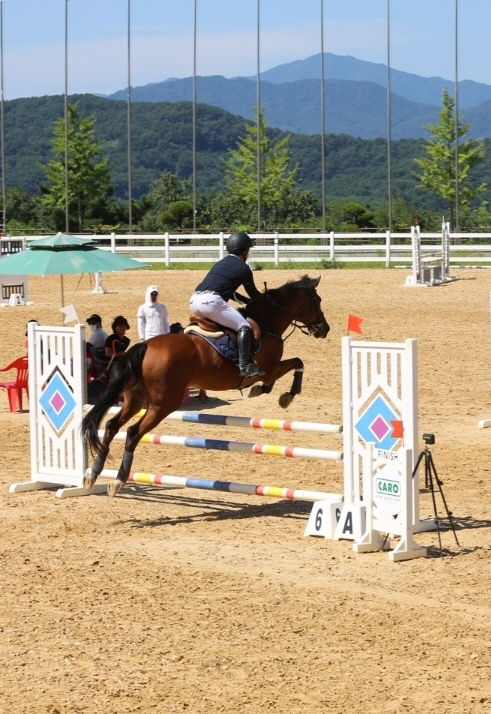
[{"left": 254, "top": 292, "right": 270, "bottom": 303}]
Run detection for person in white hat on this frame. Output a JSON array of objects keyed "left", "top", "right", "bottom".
[{"left": 137, "top": 285, "right": 169, "bottom": 341}]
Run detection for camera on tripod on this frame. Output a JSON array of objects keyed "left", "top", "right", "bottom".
[{"left": 412, "top": 431, "right": 459, "bottom": 555}]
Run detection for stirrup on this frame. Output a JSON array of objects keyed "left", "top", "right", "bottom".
[{"left": 239, "top": 362, "right": 265, "bottom": 377}]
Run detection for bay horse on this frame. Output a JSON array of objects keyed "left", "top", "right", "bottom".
[{"left": 81, "top": 275, "right": 330, "bottom": 496}]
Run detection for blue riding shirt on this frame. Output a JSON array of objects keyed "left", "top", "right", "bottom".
[{"left": 195, "top": 255, "right": 258, "bottom": 302}]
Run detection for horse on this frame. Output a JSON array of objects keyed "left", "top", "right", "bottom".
[{"left": 81, "top": 275, "right": 330, "bottom": 496}]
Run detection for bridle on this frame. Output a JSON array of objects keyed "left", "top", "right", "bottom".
[{"left": 261, "top": 289, "right": 325, "bottom": 341}]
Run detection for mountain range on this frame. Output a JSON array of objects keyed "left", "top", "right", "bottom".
[
  {"left": 5, "top": 92, "right": 490, "bottom": 211},
  {"left": 105, "top": 52, "right": 491, "bottom": 140}
]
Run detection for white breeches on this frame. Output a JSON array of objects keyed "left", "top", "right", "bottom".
[{"left": 189, "top": 292, "right": 249, "bottom": 331}]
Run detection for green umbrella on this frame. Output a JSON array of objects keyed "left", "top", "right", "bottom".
[
  {"left": 29, "top": 233, "right": 94, "bottom": 247},
  {"left": 0, "top": 233, "right": 146, "bottom": 308}
]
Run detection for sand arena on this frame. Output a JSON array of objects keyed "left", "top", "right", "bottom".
[{"left": 1, "top": 267, "right": 491, "bottom": 713}]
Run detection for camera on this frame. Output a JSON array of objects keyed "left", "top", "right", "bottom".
[{"left": 422, "top": 433, "right": 435, "bottom": 445}]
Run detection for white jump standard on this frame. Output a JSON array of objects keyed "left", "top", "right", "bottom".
[{"left": 405, "top": 220, "right": 458, "bottom": 287}]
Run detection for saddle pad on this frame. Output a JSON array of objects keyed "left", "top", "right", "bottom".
[
  {"left": 184, "top": 325, "right": 225, "bottom": 339},
  {"left": 186, "top": 331, "right": 238, "bottom": 362}
]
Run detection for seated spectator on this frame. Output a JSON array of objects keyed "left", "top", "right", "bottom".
[
  {"left": 105, "top": 316, "right": 130, "bottom": 360},
  {"left": 86, "top": 313, "right": 108, "bottom": 354},
  {"left": 169, "top": 322, "right": 184, "bottom": 334}
]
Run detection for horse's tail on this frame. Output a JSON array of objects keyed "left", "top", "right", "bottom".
[{"left": 81, "top": 342, "right": 148, "bottom": 456}]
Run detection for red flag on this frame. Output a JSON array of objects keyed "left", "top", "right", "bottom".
[
  {"left": 390, "top": 420, "right": 404, "bottom": 440},
  {"left": 347, "top": 314, "right": 364, "bottom": 336}
]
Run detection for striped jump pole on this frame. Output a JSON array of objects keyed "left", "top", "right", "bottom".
[
  {"left": 89, "top": 469, "right": 343, "bottom": 503},
  {"left": 105, "top": 407, "right": 342, "bottom": 435},
  {"left": 97, "top": 430, "right": 343, "bottom": 462}
]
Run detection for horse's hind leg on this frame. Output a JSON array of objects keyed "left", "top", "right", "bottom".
[
  {"left": 107, "top": 399, "right": 180, "bottom": 497},
  {"left": 84, "top": 387, "right": 145, "bottom": 490}
]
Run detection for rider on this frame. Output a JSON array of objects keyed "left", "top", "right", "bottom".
[{"left": 190, "top": 232, "right": 266, "bottom": 377}]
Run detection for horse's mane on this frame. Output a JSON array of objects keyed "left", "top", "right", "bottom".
[
  {"left": 241, "top": 275, "right": 318, "bottom": 318},
  {"left": 263, "top": 275, "right": 318, "bottom": 300}
]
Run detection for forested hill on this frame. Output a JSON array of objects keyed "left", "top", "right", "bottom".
[
  {"left": 107, "top": 76, "right": 440, "bottom": 138},
  {"left": 6, "top": 94, "right": 249, "bottom": 197},
  {"left": 3, "top": 93, "right": 490, "bottom": 208}
]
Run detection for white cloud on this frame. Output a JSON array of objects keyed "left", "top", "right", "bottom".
[
  {"left": 5, "top": 19, "right": 390, "bottom": 98},
  {"left": 4, "top": 14, "right": 489, "bottom": 99}
]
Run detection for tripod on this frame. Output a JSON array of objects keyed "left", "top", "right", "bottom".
[{"left": 412, "top": 442, "right": 460, "bottom": 557}]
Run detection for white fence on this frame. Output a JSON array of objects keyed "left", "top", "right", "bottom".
[{"left": 14, "top": 231, "right": 491, "bottom": 268}]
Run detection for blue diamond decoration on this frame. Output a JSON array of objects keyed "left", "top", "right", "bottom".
[
  {"left": 355, "top": 394, "right": 401, "bottom": 450},
  {"left": 38, "top": 372, "right": 76, "bottom": 432}
]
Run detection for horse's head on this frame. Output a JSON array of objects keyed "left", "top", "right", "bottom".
[
  {"left": 256, "top": 275, "right": 330, "bottom": 339},
  {"left": 292, "top": 276, "right": 330, "bottom": 338}
]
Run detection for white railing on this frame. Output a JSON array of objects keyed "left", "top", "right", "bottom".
[{"left": 15, "top": 231, "right": 491, "bottom": 268}]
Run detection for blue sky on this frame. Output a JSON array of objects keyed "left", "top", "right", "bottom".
[{"left": 3, "top": 0, "right": 491, "bottom": 99}]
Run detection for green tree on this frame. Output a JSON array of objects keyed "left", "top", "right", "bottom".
[
  {"left": 271, "top": 187, "right": 318, "bottom": 229},
  {"left": 326, "top": 201, "right": 374, "bottom": 232},
  {"left": 40, "top": 103, "right": 113, "bottom": 232},
  {"left": 140, "top": 170, "right": 192, "bottom": 231},
  {"left": 459, "top": 200, "right": 491, "bottom": 232},
  {"left": 2, "top": 187, "right": 40, "bottom": 229},
  {"left": 161, "top": 201, "right": 194, "bottom": 230},
  {"left": 413, "top": 89, "right": 486, "bottom": 226},
  {"left": 223, "top": 106, "right": 319, "bottom": 229},
  {"left": 204, "top": 193, "right": 251, "bottom": 232},
  {"left": 224, "top": 107, "right": 298, "bottom": 228},
  {"left": 372, "top": 199, "right": 416, "bottom": 232}
]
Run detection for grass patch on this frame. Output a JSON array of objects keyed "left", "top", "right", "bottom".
[{"left": 141, "top": 260, "right": 397, "bottom": 271}]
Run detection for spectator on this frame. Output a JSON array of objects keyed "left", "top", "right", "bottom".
[
  {"left": 137, "top": 285, "right": 169, "bottom": 342},
  {"left": 104, "top": 316, "right": 130, "bottom": 359},
  {"left": 86, "top": 313, "right": 108, "bottom": 352},
  {"left": 169, "top": 322, "right": 184, "bottom": 334},
  {"left": 25, "top": 319, "right": 40, "bottom": 350}
]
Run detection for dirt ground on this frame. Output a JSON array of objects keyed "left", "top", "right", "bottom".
[{"left": 2, "top": 267, "right": 491, "bottom": 714}]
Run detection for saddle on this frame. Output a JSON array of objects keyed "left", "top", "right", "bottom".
[{"left": 185, "top": 316, "right": 261, "bottom": 345}]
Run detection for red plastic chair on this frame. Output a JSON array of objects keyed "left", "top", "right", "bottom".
[
  {"left": 182, "top": 388, "right": 207, "bottom": 406},
  {"left": 0, "top": 356, "right": 29, "bottom": 412}
]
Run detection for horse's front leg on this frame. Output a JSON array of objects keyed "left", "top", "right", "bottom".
[{"left": 248, "top": 357, "right": 304, "bottom": 409}]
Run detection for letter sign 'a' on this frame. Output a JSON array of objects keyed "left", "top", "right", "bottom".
[
  {"left": 333, "top": 504, "right": 366, "bottom": 541},
  {"left": 342, "top": 511, "right": 353, "bottom": 535}
]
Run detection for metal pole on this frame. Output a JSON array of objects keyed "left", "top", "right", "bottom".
[
  {"left": 256, "top": 0, "right": 261, "bottom": 233},
  {"left": 192, "top": 0, "right": 197, "bottom": 234},
  {"left": 127, "top": 0, "right": 133, "bottom": 234},
  {"left": 454, "top": 0, "right": 459, "bottom": 234},
  {"left": 320, "top": 0, "right": 326, "bottom": 233},
  {"left": 0, "top": 1, "right": 6, "bottom": 235},
  {"left": 386, "top": 0, "right": 392, "bottom": 235},
  {"left": 64, "top": 0, "right": 69, "bottom": 234}
]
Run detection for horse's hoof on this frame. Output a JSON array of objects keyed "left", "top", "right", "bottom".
[
  {"left": 248, "top": 385, "right": 263, "bottom": 398},
  {"left": 83, "top": 473, "right": 96, "bottom": 490},
  {"left": 107, "top": 480, "right": 123, "bottom": 497},
  {"left": 279, "top": 393, "right": 293, "bottom": 409}
]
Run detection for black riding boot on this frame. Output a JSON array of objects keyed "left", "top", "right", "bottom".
[{"left": 237, "top": 325, "right": 264, "bottom": 377}]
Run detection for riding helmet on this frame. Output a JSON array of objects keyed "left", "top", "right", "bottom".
[{"left": 226, "top": 232, "right": 254, "bottom": 255}]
